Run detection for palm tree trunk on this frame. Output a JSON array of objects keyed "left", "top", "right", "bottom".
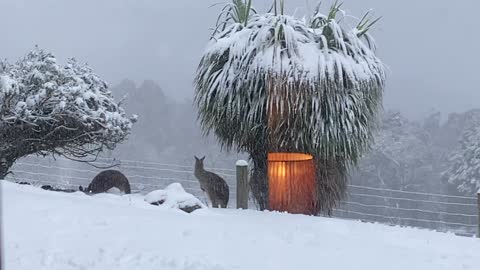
[{"left": 249, "top": 150, "right": 269, "bottom": 210}]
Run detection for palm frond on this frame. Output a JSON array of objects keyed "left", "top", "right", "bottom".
[
  {"left": 356, "top": 10, "right": 382, "bottom": 37},
  {"left": 211, "top": 0, "right": 256, "bottom": 37}
]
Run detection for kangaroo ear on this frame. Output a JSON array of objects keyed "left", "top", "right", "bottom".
[
  {"left": 194, "top": 155, "right": 199, "bottom": 161},
  {"left": 201, "top": 156, "right": 205, "bottom": 161}
]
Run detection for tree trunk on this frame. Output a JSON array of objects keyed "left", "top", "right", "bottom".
[{"left": 249, "top": 151, "right": 269, "bottom": 210}]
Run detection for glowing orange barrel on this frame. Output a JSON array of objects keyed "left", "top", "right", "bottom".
[{"left": 268, "top": 153, "right": 317, "bottom": 215}]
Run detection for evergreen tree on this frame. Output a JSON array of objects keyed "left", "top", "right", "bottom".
[{"left": 443, "top": 112, "right": 480, "bottom": 195}]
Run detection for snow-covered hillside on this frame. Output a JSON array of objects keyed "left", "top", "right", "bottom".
[{"left": 2, "top": 181, "right": 479, "bottom": 270}]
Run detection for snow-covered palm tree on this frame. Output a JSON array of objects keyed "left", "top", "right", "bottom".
[{"left": 194, "top": 0, "right": 386, "bottom": 213}]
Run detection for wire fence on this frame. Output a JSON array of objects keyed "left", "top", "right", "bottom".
[
  {"left": 333, "top": 184, "right": 478, "bottom": 236},
  {"left": 5, "top": 156, "right": 238, "bottom": 207},
  {"left": 5, "top": 156, "right": 479, "bottom": 236}
]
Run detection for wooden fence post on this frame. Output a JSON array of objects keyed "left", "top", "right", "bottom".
[
  {"left": 236, "top": 160, "right": 249, "bottom": 209},
  {"left": 477, "top": 190, "right": 480, "bottom": 238}
]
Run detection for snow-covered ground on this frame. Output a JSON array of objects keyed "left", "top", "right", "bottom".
[{"left": 3, "top": 181, "right": 479, "bottom": 270}]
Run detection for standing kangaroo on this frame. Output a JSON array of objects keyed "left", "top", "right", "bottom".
[
  {"left": 194, "top": 156, "right": 229, "bottom": 208},
  {"left": 84, "top": 170, "right": 131, "bottom": 194}
]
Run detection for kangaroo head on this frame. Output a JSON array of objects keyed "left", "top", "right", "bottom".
[{"left": 194, "top": 155, "right": 206, "bottom": 170}]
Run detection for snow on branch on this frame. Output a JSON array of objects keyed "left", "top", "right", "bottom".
[{"left": 0, "top": 47, "right": 136, "bottom": 178}]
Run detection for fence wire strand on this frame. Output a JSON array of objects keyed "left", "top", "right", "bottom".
[{"left": 6, "top": 156, "right": 479, "bottom": 235}]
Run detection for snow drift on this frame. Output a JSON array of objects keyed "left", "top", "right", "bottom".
[
  {"left": 145, "top": 183, "right": 206, "bottom": 213},
  {"left": 2, "top": 181, "right": 479, "bottom": 270}
]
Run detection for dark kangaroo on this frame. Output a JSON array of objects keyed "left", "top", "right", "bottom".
[
  {"left": 86, "top": 170, "right": 131, "bottom": 194},
  {"left": 194, "top": 156, "right": 229, "bottom": 208}
]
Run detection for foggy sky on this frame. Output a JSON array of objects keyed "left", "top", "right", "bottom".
[{"left": 1, "top": 0, "right": 479, "bottom": 119}]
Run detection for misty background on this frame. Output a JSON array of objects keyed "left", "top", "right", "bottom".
[
  {"left": 2, "top": 0, "right": 480, "bottom": 235},
  {"left": 2, "top": 0, "right": 480, "bottom": 120}
]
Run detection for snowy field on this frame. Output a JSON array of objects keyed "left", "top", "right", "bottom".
[{"left": 2, "top": 181, "right": 479, "bottom": 270}]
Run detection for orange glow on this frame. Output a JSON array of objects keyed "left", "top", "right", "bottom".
[{"left": 268, "top": 153, "right": 317, "bottom": 215}]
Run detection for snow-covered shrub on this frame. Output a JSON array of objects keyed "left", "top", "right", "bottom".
[
  {"left": 145, "top": 183, "right": 206, "bottom": 213},
  {"left": 0, "top": 47, "right": 136, "bottom": 178}
]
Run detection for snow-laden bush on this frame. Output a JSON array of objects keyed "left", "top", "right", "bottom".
[
  {"left": 0, "top": 47, "right": 136, "bottom": 178},
  {"left": 145, "top": 183, "right": 206, "bottom": 213}
]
